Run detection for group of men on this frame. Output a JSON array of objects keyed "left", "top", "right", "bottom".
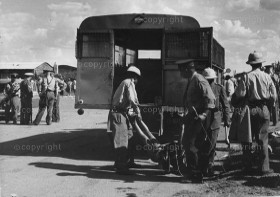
[
  {"left": 3, "top": 69, "right": 67, "bottom": 126},
  {"left": 4, "top": 72, "right": 34, "bottom": 125},
  {"left": 109, "top": 50, "right": 275, "bottom": 183}
]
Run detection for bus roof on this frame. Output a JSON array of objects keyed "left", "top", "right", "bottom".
[{"left": 79, "top": 13, "right": 200, "bottom": 31}]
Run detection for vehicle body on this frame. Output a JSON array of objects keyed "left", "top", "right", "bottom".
[{"left": 75, "top": 14, "right": 225, "bottom": 137}]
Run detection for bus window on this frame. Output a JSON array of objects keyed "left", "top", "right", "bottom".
[
  {"left": 82, "top": 33, "right": 111, "bottom": 57},
  {"left": 138, "top": 50, "right": 161, "bottom": 59},
  {"left": 126, "top": 49, "right": 136, "bottom": 66}
]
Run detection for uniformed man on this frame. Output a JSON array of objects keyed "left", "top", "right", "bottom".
[
  {"left": 234, "top": 51, "right": 276, "bottom": 175},
  {"left": 33, "top": 69, "right": 58, "bottom": 125},
  {"left": 264, "top": 64, "right": 279, "bottom": 126},
  {"left": 20, "top": 72, "right": 34, "bottom": 125},
  {"left": 4, "top": 73, "right": 21, "bottom": 124},
  {"left": 52, "top": 74, "right": 66, "bottom": 123},
  {"left": 202, "top": 68, "right": 231, "bottom": 177},
  {"left": 109, "top": 65, "right": 142, "bottom": 175},
  {"left": 177, "top": 59, "right": 216, "bottom": 183}
]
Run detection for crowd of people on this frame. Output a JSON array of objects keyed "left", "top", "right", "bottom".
[
  {"left": 109, "top": 51, "right": 278, "bottom": 183},
  {"left": 2, "top": 69, "right": 76, "bottom": 125}
]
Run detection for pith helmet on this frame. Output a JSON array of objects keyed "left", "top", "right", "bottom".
[
  {"left": 203, "top": 68, "right": 217, "bottom": 79},
  {"left": 127, "top": 66, "right": 141, "bottom": 77},
  {"left": 246, "top": 51, "right": 265, "bottom": 65}
]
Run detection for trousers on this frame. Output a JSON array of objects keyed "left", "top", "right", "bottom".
[
  {"left": 33, "top": 91, "right": 55, "bottom": 125},
  {"left": 5, "top": 96, "right": 20, "bottom": 124}
]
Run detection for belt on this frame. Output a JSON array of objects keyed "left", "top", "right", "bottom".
[
  {"left": 46, "top": 90, "right": 54, "bottom": 92},
  {"left": 248, "top": 100, "right": 268, "bottom": 107},
  {"left": 111, "top": 106, "right": 127, "bottom": 113}
]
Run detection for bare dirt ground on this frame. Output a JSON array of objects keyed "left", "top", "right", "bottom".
[{"left": 0, "top": 96, "right": 279, "bottom": 197}]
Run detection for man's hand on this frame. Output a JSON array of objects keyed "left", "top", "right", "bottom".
[
  {"left": 224, "top": 122, "right": 230, "bottom": 127},
  {"left": 137, "top": 113, "right": 142, "bottom": 121},
  {"left": 195, "top": 113, "right": 207, "bottom": 121}
]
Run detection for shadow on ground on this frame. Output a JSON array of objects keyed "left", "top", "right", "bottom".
[
  {"left": 28, "top": 162, "right": 180, "bottom": 183},
  {"left": 0, "top": 129, "right": 117, "bottom": 161}
]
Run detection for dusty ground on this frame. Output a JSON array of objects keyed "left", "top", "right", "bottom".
[{"left": 0, "top": 96, "right": 280, "bottom": 197}]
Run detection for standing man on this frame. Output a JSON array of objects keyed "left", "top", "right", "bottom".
[
  {"left": 264, "top": 64, "right": 279, "bottom": 126},
  {"left": 202, "top": 68, "right": 231, "bottom": 176},
  {"left": 33, "top": 69, "right": 58, "bottom": 125},
  {"left": 4, "top": 73, "right": 21, "bottom": 124},
  {"left": 52, "top": 74, "right": 66, "bottom": 123},
  {"left": 234, "top": 51, "right": 276, "bottom": 175},
  {"left": 177, "top": 59, "right": 216, "bottom": 183},
  {"left": 72, "top": 79, "right": 76, "bottom": 95},
  {"left": 20, "top": 73, "right": 34, "bottom": 125},
  {"left": 109, "top": 65, "right": 142, "bottom": 175},
  {"left": 67, "top": 78, "right": 72, "bottom": 96}
]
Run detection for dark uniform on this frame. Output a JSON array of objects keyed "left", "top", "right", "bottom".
[
  {"left": 20, "top": 75, "right": 33, "bottom": 125},
  {"left": 33, "top": 71, "right": 58, "bottom": 125},
  {"left": 182, "top": 72, "right": 216, "bottom": 179},
  {"left": 201, "top": 82, "right": 230, "bottom": 174},
  {"left": 4, "top": 76, "right": 21, "bottom": 124},
  {"left": 270, "top": 73, "right": 279, "bottom": 125}
]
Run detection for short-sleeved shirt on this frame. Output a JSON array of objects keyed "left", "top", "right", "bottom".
[
  {"left": 183, "top": 72, "right": 216, "bottom": 112},
  {"left": 246, "top": 69, "right": 277, "bottom": 102},
  {"left": 112, "top": 78, "right": 140, "bottom": 114}
]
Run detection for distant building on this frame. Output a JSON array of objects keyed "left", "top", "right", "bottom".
[
  {"left": 57, "top": 65, "right": 77, "bottom": 80},
  {"left": 0, "top": 62, "right": 53, "bottom": 79}
]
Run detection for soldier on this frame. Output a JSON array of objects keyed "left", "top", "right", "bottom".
[
  {"left": 109, "top": 65, "right": 142, "bottom": 175},
  {"left": 4, "top": 73, "right": 21, "bottom": 124},
  {"left": 234, "top": 51, "right": 276, "bottom": 175},
  {"left": 264, "top": 64, "right": 279, "bottom": 126},
  {"left": 176, "top": 59, "right": 216, "bottom": 183},
  {"left": 33, "top": 69, "right": 58, "bottom": 125},
  {"left": 20, "top": 72, "right": 34, "bottom": 125},
  {"left": 202, "top": 68, "right": 231, "bottom": 177}
]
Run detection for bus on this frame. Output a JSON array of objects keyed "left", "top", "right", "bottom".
[{"left": 75, "top": 13, "right": 225, "bottom": 137}]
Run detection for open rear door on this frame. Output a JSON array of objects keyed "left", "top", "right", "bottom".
[
  {"left": 162, "top": 28, "right": 213, "bottom": 107},
  {"left": 75, "top": 30, "right": 114, "bottom": 109}
]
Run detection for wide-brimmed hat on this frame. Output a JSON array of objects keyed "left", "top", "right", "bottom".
[
  {"left": 246, "top": 51, "right": 265, "bottom": 65},
  {"left": 176, "top": 59, "right": 195, "bottom": 68},
  {"left": 203, "top": 68, "right": 217, "bottom": 79},
  {"left": 264, "top": 64, "right": 273, "bottom": 68},
  {"left": 127, "top": 66, "right": 141, "bottom": 77},
  {"left": 24, "top": 72, "right": 34, "bottom": 76}
]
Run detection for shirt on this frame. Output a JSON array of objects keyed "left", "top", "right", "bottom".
[
  {"left": 246, "top": 69, "right": 277, "bottom": 102},
  {"left": 183, "top": 72, "right": 216, "bottom": 112},
  {"left": 112, "top": 78, "right": 140, "bottom": 114},
  {"left": 20, "top": 79, "right": 33, "bottom": 98},
  {"left": 5, "top": 80, "right": 21, "bottom": 97},
  {"left": 225, "top": 79, "right": 235, "bottom": 96},
  {"left": 211, "top": 82, "right": 231, "bottom": 127},
  {"left": 42, "top": 76, "right": 58, "bottom": 92}
]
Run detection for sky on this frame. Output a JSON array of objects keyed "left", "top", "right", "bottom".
[{"left": 0, "top": 0, "right": 279, "bottom": 73}]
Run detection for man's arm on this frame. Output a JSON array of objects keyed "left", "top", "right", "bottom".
[
  {"left": 198, "top": 80, "right": 216, "bottom": 120},
  {"left": 220, "top": 85, "right": 231, "bottom": 126},
  {"left": 127, "top": 82, "right": 141, "bottom": 116}
]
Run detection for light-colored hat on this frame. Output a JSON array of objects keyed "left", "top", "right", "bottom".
[
  {"left": 127, "top": 66, "right": 141, "bottom": 77},
  {"left": 176, "top": 59, "right": 195, "bottom": 68},
  {"left": 246, "top": 51, "right": 265, "bottom": 65},
  {"left": 203, "top": 68, "right": 217, "bottom": 79},
  {"left": 24, "top": 72, "right": 34, "bottom": 76}
]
